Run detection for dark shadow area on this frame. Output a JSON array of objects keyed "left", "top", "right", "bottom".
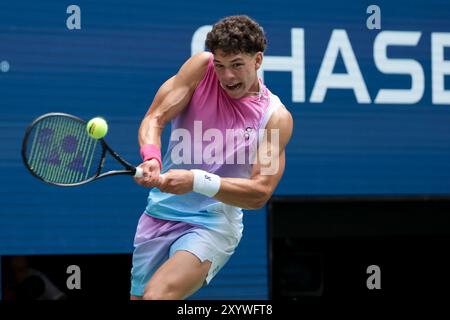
[
  {"left": 1, "top": 254, "right": 132, "bottom": 300},
  {"left": 268, "top": 196, "right": 450, "bottom": 298}
]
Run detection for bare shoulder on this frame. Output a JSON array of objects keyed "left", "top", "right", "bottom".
[
  {"left": 184, "top": 51, "right": 211, "bottom": 69},
  {"left": 177, "top": 52, "right": 212, "bottom": 89},
  {"left": 264, "top": 104, "right": 293, "bottom": 149},
  {"left": 267, "top": 104, "right": 293, "bottom": 132}
]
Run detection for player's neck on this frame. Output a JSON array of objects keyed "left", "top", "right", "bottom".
[{"left": 244, "top": 78, "right": 261, "bottom": 97}]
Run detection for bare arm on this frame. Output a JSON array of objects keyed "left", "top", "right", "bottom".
[
  {"left": 135, "top": 52, "right": 210, "bottom": 187},
  {"left": 138, "top": 52, "right": 211, "bottom": 147},
  {"left": 213, "top": 105, "right": 294, "bottom": 209}
]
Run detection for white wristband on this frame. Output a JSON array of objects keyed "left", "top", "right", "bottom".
[{"left": 191, "top": 169, "right": 221, "bottom": 197}]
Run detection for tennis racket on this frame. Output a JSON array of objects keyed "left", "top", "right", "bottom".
[{"left": 21, "top": 112, "right": 143, "bottom": 187}]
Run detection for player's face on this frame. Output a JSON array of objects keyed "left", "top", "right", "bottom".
[{"left": 213, "top": 50, "right": 263, "bottom": 99}]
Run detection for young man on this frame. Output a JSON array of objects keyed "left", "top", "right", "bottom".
[{"left": 131, "top": 15, "right": 293, "bottom": 300}]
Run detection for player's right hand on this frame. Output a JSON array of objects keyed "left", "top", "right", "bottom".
[{"left": 134, "top": 159, "right": 162, "bottom": 188}]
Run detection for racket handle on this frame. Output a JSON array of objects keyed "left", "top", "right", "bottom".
[{"left": 134, "top": 167, "right": 144, "bottom": 178}]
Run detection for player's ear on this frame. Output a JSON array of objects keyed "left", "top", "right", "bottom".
[{"left": 255, "top": 52, "right": 263, "bottom": 70}]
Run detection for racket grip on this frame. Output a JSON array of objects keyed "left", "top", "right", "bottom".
[{"left": 134, "top": 167, "right": 144, "bottom": 178}]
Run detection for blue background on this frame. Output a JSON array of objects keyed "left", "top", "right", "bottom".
[{"left": 1, "top": 0, "right": 450, "bottom": 299}]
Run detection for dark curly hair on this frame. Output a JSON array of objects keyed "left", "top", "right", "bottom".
[{"left": 205, "top": 15, "right": 267, "bottom": 55}]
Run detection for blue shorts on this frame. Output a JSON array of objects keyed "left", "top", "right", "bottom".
[{"left": 130, "top": 213, "right": 240, "bottom": 297}]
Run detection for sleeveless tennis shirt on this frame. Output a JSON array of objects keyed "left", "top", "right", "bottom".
[{"left": 144, "top": 53, "right": 282, "bottom": 239}]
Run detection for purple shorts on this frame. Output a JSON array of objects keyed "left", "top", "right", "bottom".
[{"left": 130, "top": 213, "right": 239, "bottom": 297}]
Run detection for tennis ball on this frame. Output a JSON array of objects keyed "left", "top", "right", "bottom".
[{"left": 86, "top": 117, "right": 108, "bottom": 139}]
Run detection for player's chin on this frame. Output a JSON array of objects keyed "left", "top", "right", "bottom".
[{"left": 227, "top": 91, "right": 246, "bottom": 99}]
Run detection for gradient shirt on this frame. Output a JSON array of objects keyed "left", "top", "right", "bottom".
[{"left": 145, "top": 53, "right": 282, "bottom": 238}]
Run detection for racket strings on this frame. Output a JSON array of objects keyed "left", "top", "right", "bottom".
[{"left": 24, "top": 116, "right": 103, "bottom": 184}]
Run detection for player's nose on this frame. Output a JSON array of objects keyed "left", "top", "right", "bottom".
[{"left": 222, "top": 68, "right": 236, "bottom": 82}]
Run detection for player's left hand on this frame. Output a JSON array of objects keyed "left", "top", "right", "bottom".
[{"left": 157, "top": 169, "right": 194, "bottom": 195}]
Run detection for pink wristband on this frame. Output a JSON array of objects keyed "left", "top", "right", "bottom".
[{"left": 140, "top": 144, "right": 162, "bottom": 170}]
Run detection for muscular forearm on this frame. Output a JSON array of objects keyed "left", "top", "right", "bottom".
[
  {"left": 214, "top": 177, "right": 271, "bottom": 210},
  {"left": 138, "top": 115, "right": 164, "bottom": 148}
]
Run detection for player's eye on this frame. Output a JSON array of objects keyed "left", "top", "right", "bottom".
[
  {"left": 214, "top": 64, "right": 224, "bottom": 69},
  {"left": 233, "top": 63, "right": 243, "bottom": 68}
]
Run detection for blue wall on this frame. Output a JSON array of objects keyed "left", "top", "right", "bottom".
[{"left": 1, "top": 0, "right": 450, "bottom": 299}]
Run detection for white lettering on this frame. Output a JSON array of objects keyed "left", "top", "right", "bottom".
[
  {"left": 374, "top": 31, "right": 424, "bottom": 104},
  {"left": 432, "top": 33, "right": 450, "bottom": 105},
  {"left": 310, "top": 30, "right": 371, "bottom": 104}
]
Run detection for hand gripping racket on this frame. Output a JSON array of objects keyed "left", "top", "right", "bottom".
[{"left": 21, "top": 113, "right": 143, "bottom": 187}]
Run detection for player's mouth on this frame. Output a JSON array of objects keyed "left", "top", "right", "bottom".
[{"left": 225, "top": 83, "right": 242, "bottom": 91}]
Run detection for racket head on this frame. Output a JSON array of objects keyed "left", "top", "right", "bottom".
[{"left": 22, "top": 113, "right": 106, "bottom": 186}]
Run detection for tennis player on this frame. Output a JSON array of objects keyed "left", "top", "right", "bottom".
[{"left": 131, "top": 15, "right": 293, "bottom": 300}]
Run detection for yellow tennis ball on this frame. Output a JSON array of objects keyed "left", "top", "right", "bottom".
[{"left": 86, "top": 117, "right": 108, "bottom": 139}]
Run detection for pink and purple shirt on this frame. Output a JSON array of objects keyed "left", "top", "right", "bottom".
[{"left": 145, "top": 53, "right": 282, "bottom": 238}]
